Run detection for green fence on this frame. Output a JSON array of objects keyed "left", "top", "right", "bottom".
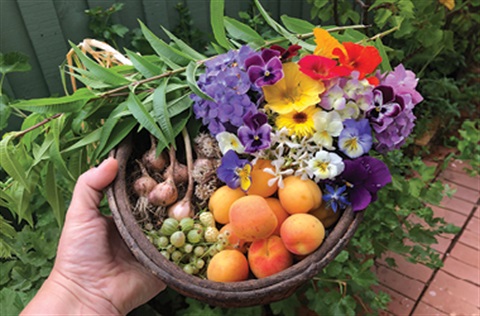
[{"left": 1, "top": 0, "right": 313, "bottom": 100}]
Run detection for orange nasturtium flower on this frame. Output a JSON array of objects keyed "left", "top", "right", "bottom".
[
  {"left": 333, "top": 42, "right": 382, "bottom": 79},
  {"left": 313, "top": 28, "right": 346, "bottom": 59},
  {"left": 262, "top": 62, "right": 325, "bottom": 115}
]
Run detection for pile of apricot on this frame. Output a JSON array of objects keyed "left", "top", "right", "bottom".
[{"left": 206, "top": 159, "right": 341, "bottom": 282}]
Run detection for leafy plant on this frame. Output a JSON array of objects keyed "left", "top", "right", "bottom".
[
  {"left": 85, "top": 3, "right": 129, "bottom": 50},
  {"left": 449, "top": 119, "right": 480, "bottom": 176}
]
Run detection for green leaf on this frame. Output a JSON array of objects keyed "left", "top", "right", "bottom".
[
  {"left": 171, "top": 107, "right": 191, "bottom": 139},
  {"left": 153, "top": 81, "right": 175, "bottom": 148},
  {"left": 125, "top": 48, "right": 162, "bottom": 79},
  {"left": 125, "top": 92, "right": 169, "bottom": 146},
  {"left": 281, "top": 15, "right": 316, "bottom": 34},
  {"left": 12, "top": 88, "right": 97, "bottom": 114},
  {"left": 186, "top": 61, "right": 212, "bottom": 101},
  {"left": 210, "top": 0, "right": 234, "bottom": 50},
  {"left": 160, "top": 26, "right": 206, "bottom": 60},
  {"left": 223, "top": 17, "right": 265, "bottom": 47},
  {"left": 139, "top": 21, "right": 192, "bottom": 68},
  {"left": 69, "top": 42, "right": 131, "bottom": 86},
  {"left": 0, "top": 134, "right": 30, "bottom": 190},
  {"left": 167, "top": 94, "right": 193, "bottom": 117},
  {"left": 46, "top": 116, "right": 75, "bottom": 183},
  {"left": 375, "top": 38, "right": 392, "bottom": 72},
  {"left": 253, "top": 0, "right": 298, "bottom": 44},
  {"left": 0, "top": 52, "right": 31, "bottom": 75},
  {"left": 0, "top": 95, "right": 11, "bottom": 130},
  {"left": 45, "top": 162, "right": 66, "bottom": 227},
  {"left": 62, "top": 128, "right": 101, "bottom": 154},
  {"left": 98, "top": 117, "right": 137, "bottom": 158}
]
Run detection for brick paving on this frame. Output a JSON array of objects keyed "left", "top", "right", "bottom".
[{"left": 374, "top": 157, "right": 480, "bottom": 315}]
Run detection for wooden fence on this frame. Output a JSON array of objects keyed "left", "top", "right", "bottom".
[{"left": 1, "top": 0, "right": 314, "bottom": 100}]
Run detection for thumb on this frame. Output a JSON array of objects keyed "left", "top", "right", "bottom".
[{"left": 67, "top": 157, "right": 119, "bottom": 220}]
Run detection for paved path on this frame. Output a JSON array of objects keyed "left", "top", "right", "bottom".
[{"left": 375, "top": 156, "right": 480, "bottom": 315}]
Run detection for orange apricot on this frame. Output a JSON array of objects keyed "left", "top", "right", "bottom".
[
  {"left": 247, "top": 159, "right": 278, "bottom": 197},
  {"left": 207, "top": 249, "right": 249, "bottom": 282},
  {"left": 208, "top": 185, "right": 245, "bottom": 224},
  {"left": 280, "top": 213, "right": 325, "bottom": 255},
  {"left": 278, "top": 176, "right": 322, "bottom": 214},
  {"left": 248, "top": 235, "right": 293, "bottom": 278},
  {"left": 310, "top": 203, "right": 341, "bottom": 228},
  {"left": 219, "top": 223, "right": 247, "bottom": 253},
  {"left": 265, "top": 197, "right": 290, "bottom": 236}
]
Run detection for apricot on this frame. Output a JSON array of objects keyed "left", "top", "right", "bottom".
[
  {"left": 247, "top": 159, "right": 278, "bottom": 197},
  {"left": 280, "top": 213, "right": 325, "bottom": 255},
  {"left": 207, "top": 249, "right": 249, "bottom": 282},
  {"left": 278, "top": 176, "right": 322, "bottom": 214},
  {"left": 219, "top": 223, "right": 247, "bottom": 253},
  {"left": 265, "top": 197, "right": 290, "bottom": 236},
  {"left": 310, "top": 203, "right": 341, "bottom": 228},
  {"left": 208, "top": 185, "right": 245, "bottom": 224},
  {"left": 229, "top": 195, "right": 277, "bottom": 241},
  {"left": 248, "top": 235, "right": 293, "bottom": 278}
]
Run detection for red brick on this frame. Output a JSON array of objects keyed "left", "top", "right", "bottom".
[
  {"left": 412, "top": 302, "right": 447, "bottom": 315},
  {"left": 430, "top": 235, "right": 453, "bottom": 254},
  {"left": 375, "top": 265, "right": 425, "bottom": 300},
  {"left": 376, "top": 284, "right": 415, "bottom": 316},
  {"left": 442, "top": 165, "right": 480, "bottom": 190},
  {"left": 439, "top": 195, "right": 474, "bottom": 216},
  {"left": 430, "top": 204, "right": 468, "bottom": 227},
  {"left": 474, "top": 207, "right": 479, "bottom": 219},
  {"left": 440, "top": 179, "right": 480, "bottom": 203},
  {"left": 449, "top": 242, "right": 479, "bottom": 268},
  {"left": 466, "top": 216, "right": 480, "bottom": 234},
  {"left": 442, "top": 256, "right": 480, "bottom": 286},
  {"left": 459, "top": 228, "right": 480, "bottom": 250},
  {"left": 421, "top": 270, "right": 480, "bottom": 314},
  {"left": 378, "top": 251, "right": 434, "bottom": 283}
]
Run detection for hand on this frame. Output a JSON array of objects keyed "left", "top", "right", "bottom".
[{"left": 22, "top": 158, "right": 166, "bottom": 315}]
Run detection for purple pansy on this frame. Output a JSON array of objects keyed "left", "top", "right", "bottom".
[
  {"left": 382, "top": 64, "right": 423, "bottom": 106},
  {"left": 217, "top": 150, "right": 252, "bottom": 191},
  {"left": 339, "top": 156, "right": 392, "bottom": 211},
  {"left": 244, "top": 48, "right": 284, "bottom": 88},
  {"left": 338, "top": 119, "right": 372, "bottom": 158},
  {"left": 367, "top": 85, "right": 404, "bottom": 133},
  {"left": 237, "top": 111, "right": 272, "bottom": 153}
]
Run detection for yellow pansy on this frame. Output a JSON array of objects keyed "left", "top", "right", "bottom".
[{"left": 263, "top": 62, "right": 325, "bottom": 115}]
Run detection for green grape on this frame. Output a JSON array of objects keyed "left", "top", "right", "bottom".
[
  {"left": 160, "top": 250, "right": 170, "bottom": 260},
  {"left": 180, "top": 217, "right": 194, "bottom": 232},
  {"left": 204, "top": 226, "right": 219, "bottom": 243},
  {"left": 194, "top": 246, "right": 205, "bottom": 257},
  {"left": 187, "top": 229, "right": 203, "bottom": 244},
  {"left": 183, "top": 243, "right": 193, "bottom": 254},
  {"left": 199, "top": 212, "right": 215, "bottom": 227},
  {"left": 171, "top": 250, "right": 183, "bottom": 262},
  {"left": 193, "top": 223, "right": 204, "bottom": 234},
  {"left": 166, "top": 244, "right": 175, "bottom": 254},
  {"left": 155, "top": 236, "right": 169, "bottom": 248},
  {"left": 196, "top": 258, "right": 205, "bottom": 269},
  {"left": 170, "top": 231, "right": 186, "bottom": 248},
  {"left": 183, "top": 264, "right": 195, "bottom": 275},
  {"left": 160, "top": 218, "right": 179, "bottom": 236}
]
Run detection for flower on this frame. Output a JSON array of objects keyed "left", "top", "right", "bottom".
[
  {"left": 323, "top": 184, "right": 350, "bottom": 213},
  {"left": 275, "top": 106, "right": 320, "bottom": 138},
  {"left": 313, "top": 28, "right": 346, "bottom": 59},
  {"left": 298, "top": 55, "right": 350, "bottom": 80},
  {"left": 217, "top": 150, "right": 252, "bottom": 191},
  {"left": 312, "top": 110, "right": 343, "bottom": 150},
  {"left": 333, "top": 42, "right": 381, "bottom": 79},
  {"left": 238, "top": 111, "right": 272, "bottom": 153},
  {"left": 382, "top": 64, "right": 423, "bottom": 106},
  {"left": 307, "top": 150, "right": 344, "bottom": 181},
  {"left": 245, "top": 49, "right": 284, "bottom": 87},
  {"left": 367, "top": 85, "right": 404, "bottom": 133},
  {"left": 270, "top": 44, "right": 302, "bottom": 61},
  {"left": 216, "top": 131, "right": 245, "bottom": 154},
  {"left": 263, "top": 62, "right": 325, "bottom": 114},
  {"left": 339, "top": 156, "right": 391, "bottom": 211},
  {"left": 263, "top": 157, "right": 294, "bottom": 188},
  {"left": 338, "top": 118, "right": 372, "bottom": 158}
]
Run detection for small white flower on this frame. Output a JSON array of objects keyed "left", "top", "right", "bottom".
[
  {"left": 263, "top": 157, "right": 294, "bottom": 188},
  {"left": 313, "top": 111, "right": 344, "bottom": 150},
  {"left": 308, "top": 150, "right": 345, "bottom": 181},
  {"left": 215, "top": 131, "right": 244, "bottom": 154}
]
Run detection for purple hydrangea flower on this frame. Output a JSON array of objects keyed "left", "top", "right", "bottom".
[
  {"left": 244, "top": 49, "right": 284, "bottom": 88},
  {"left": 237, "top": 111, "right": 272, "bottom": 153},
  {"left": 383, "top": 64, "right": 423, "bottom": 106},
  {"left": 217, "top": 150, "right": 252, "bottom": 191},
  {"left": 323, "top": 184, "right": 350, "bottom": 213},
  {"left": 340, "top": 156, "right": 391, "bottom": 211},
  {"left": 338, "top": 119, "right": 373, "bottom": 158}
]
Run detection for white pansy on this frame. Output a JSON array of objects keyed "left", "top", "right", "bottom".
[
  {"left": 313, "top": 111, "right": 344, "bottom": 150},
  {"left": 215, "top": 131, "right": 245, "bottom": 154},
  {"left": 307, "top": 150, "right": 345, "bottom": 181}
]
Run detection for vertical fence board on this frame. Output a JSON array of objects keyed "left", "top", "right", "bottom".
[
  {"left": 1, "top": 0, "right": 50, "bottom": 99},
  {"left": 141, "top": 0, "right": 176, "bottom": 40},
  {"left": 279, "top": 0, "right": 302, "bottom": 20},
  {"left": 53, "top": 0, "right": 91, "bottom": 44},
  {"left": 225, "top": 0, "right": 250, "bottom": 19},
  {"left": 17, "top": 0, "right": 69, "bottom": 96},
  {"left": 185, "top": 0, "right": 210, "bottom": 36}
]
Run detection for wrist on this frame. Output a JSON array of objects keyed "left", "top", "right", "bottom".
[{"left": 21, "top": 269, "right": 122, "bottom": 315}]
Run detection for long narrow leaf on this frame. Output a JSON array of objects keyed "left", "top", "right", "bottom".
[
  {"left": 375, "top": 38, "right": 392, "bottom": 72},
  {"left": 69, "top": 42, "right": 131, "bottom": 86},
  {"left": 45, "top": 162, "right": 66, "bottom": 226},
  {"left": 47, "top": 118, "right": 75, "bottom": 183},
  {"left": 0, "top": 134, "right": 30, "bottom": 191},
  {"left": 224, "top": 17, "right": 265, "bottom": 47},
  {"left": 125, "top": 92, "right": 169, "bottom": 145},
  {"left": 98, "top": 116, "right": 137, "bottom": 158},
  {"left": 161, "top": 26, "right": 206, "bottom": 60},
  {"left": 186, "top": 61, "right": 212, "bottom": 101},
  {"left": 139, "top": 21, "right": 192, "bottom": 68},
  {"left": 125, "top": 48, "right": 163, "bottom": 78},
  {"left": 253, "top": 0, "right": 298, "bottom": 44},
  {"left": 281, "top": 15, "right": 316, "bottom": 34},
  {"left": 62, "top": 128, "right": 102, "bottom": 154},
  {"left": 13, "top": 88, "right": 96, "bottom": 114},
  {"left": 167, "top": 94, "right": 193, "bottom": 117},
  {"left": 210, "top": 0, "right": 234, "bottom": 50},
  {"left": 153, "top": 81, "right": 175, "bottom": 147}
]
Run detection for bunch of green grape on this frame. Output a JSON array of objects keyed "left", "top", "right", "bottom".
[{"left": 144, "top": 211, "right": 228, "bottom": 278}]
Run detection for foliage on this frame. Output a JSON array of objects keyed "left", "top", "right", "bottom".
[
  {"left": 85, "top": 3, "right": 129, "bottom": 50},
  {"left": 0, "top": 0, "right": 468, "bottom": 314},
  {"left": 171, "top": 1, "right": 208, "bottom": 52},
  {"left": 449, "top": 119, "right": 480, "bottom": 176}
]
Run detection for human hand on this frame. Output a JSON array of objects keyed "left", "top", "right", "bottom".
[{"left": 22, "top": 157, "right": 166, "bottom": 315}]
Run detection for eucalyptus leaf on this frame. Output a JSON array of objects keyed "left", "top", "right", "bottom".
[
  {"left": 139, "top": 21, "right": 192, "bottom": 68},
  {"left": 210, "top": 0, "right": 234, "bottom": 50},
  {"left": 45, "top": 162, "right": 66, "bottom": 227},
  {"left": 12, "top": 88, "right": 97, "bottom": 114},
  {"left": 0, "top": 52, "right": 31, "bottom": 75},
  {"left": 280, "top": 15, "right": 316, "bottom": 34},
  {"left": 125, "top": 48, "right": 163, "bottom": 79}
]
